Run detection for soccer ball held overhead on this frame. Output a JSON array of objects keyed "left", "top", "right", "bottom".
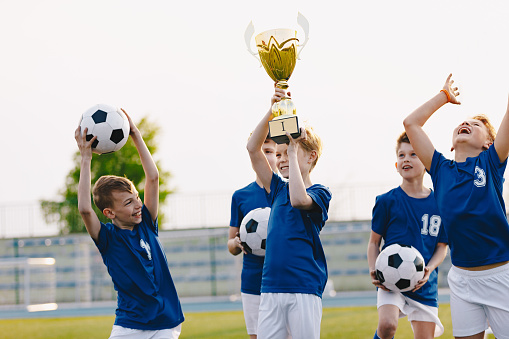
[{"left": 79, "top": 104, "right": 130, "bottom": 154}]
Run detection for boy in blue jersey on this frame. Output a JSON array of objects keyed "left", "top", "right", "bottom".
[
  {"left": 247, "top": 87, "right": 332, "bottom": 339},
  {"left": 75, "top": 110, "right": 184, "bottom": 339},
  {"left": 404, "top": 74, "right": 509, "bottom": 339},
  {"left": 228, "top": 136, "right": 277, "bottom": 339},
  {"left": 367, "top": 132, "right": 448, "bottom": 339}
]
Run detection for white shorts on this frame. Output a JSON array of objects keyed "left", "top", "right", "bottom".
[
  {"left": 109, "top": 324, "right": 181, "bottom": 339},
  {"left": 257, "top": 293, "right": 321, "bottom": 339},
  {"left": 448, "top": 264, "right": 509, "bottom": 339},
  {"left": 241, "top": 292, "right": 261, "bottom": 335},
  {"left": 377, "top": 289, "right": 444, "bottom": 337}
]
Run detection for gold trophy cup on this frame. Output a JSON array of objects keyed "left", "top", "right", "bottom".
[{"left": 245, "top": 13, "right": 309, "bottom": 144}]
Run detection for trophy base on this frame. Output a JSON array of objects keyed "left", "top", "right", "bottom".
[{"left": 268, "top": 115, "right": 300, "bottom": 144}]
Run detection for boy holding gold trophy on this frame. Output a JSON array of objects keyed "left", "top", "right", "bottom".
[
  {"left": 246, "top": 15, "right": 332, "bottom": 339},
  {"left": 247, "top": 88, "right": 331, "bottom": 339}
]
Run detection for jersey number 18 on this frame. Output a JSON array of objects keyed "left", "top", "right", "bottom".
[{"left": 421, "top": 214, "right": 441, "bottom": 237}]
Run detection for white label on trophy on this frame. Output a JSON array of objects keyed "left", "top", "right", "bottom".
[{"left": 269, "top": 116, "right": 299, "bottom": 137}]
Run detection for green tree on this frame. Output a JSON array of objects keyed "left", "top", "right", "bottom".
[{"left": 41, "top": 117, "right": 172, "bottom": 234}]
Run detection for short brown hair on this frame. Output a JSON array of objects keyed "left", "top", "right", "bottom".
[
  {"left": 396, "top": 132, "right": 410, "bottom": 154},
  {"left": 471, "top": 114, "right": 496, "bottom": 144},
  {"left": 299, "top": 125, "right": 322, "bottom": 172},
  {"left": 92, "top": 175, "right": 135, "bottom": 211}
]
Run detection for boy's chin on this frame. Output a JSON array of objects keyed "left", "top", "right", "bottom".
[{"left": 399, "top": 169, "right": 423, "bottom": 178}]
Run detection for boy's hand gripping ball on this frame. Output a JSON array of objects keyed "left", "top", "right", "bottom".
[{"left": 375, "top": 244, "right": 425, "bottom": 292}]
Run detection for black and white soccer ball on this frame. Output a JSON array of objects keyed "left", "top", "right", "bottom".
[
  {"left": 79, "top": 104, "right": 130, "bottom": 154},
  {"left": 239, "top": 207, "right": 270, "bottom": 257},
  {"left": 375, "top": 244, "right": 425, "bottom": 292}
]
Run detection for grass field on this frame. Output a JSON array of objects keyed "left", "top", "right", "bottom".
[{"left": 0, "top": 303, "right": 495, "bottom": 338}]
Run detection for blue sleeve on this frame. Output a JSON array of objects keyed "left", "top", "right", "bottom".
[
  {"left": 487, "top": 144, "right": 508, "bottom": 189},
  {"left": 306, "top": 185, "right": 332, "bottom": 230},
  {"left": 371, "top": 195, "right": 388, "bottom": 237},
  {"left": 95, "top": 222, "right": 113, "bottom": 253},
  {"left": 140, "top": 205, "right": 158, "bottom": 235},
  {"left": 267, "top": 172, "right": 285, "bottom": 206},
  {"left": 229, "top": 192, "right": 242, "bottom": 227},
  {"left": 437, "top": 222, "right": 448, "bottom": 244},
  {"left": 427, "top": 150, "right": 445, "bottom": 180}
]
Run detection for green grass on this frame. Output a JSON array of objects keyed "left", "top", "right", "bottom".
[{"left": 0, "top": 304, "right": 495, "bottom": 338}]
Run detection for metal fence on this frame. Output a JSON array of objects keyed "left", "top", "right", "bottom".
[
  {"left": 5, "top": 181, "right": 509, "bottom": 237},
  {"left": 163, "top": 184, "right": 397, "bottom": 229},
  {"left": 0, "top": 221, "right": 452, "bottom": 309},
  {"left": 1, "top": 182, "right": 485, "bottom": 309},
  {"left": 0, "top": 183, "right": 397, "bottom": 238}
]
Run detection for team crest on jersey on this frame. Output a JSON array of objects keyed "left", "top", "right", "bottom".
[
  {"left": 474, "top": 166, "right": 486, "bottom": 187},
  {"left": 140, "top": 239, "right": 152, "bottom": 260}
]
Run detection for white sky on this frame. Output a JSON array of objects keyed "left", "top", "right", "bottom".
[{"left": 2, "top": 0, "right": 509, "bottom": 205}]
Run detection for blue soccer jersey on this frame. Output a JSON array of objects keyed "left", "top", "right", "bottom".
[
  {"left": 372, "top": 187, "right": 448, "bottom": 307},
  {"left": 95, "top": 205, "right": 184, "bottom": 330},
  {"left": 230, "top": 181, "right": 269, "bottom": 295},
  {"left": 262, "top": 173, "right": 332, "bottom": 298},
  {"left": 429, "top": 145, "right": 509, "bottom": 267}
]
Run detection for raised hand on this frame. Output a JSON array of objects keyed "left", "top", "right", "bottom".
[
  {"left": 287, "top": 126, "right": 306, "bottom": 155},
  {"left": 120, "top": 108, "right": 139, "bottom": 136},
  {"left": 75, "top": 126, "right": 97, "bottom": 155},
  {"left": 271, "top": 86, "right": 290, "bottom": 107},
  {"left": 442, "top": 73, "right": 461, "bottom": 105}
]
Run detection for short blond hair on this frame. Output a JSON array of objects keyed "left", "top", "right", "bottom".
[
  {"left": 92, "top": 175, "right": 135, "bottom": 211},
  {"left": 299, "top": 125, "right": 322, "bottom": 172},
  {"left": 471, "top": 114, "right": 496, "bottom": 144},
  {"left": 395, "top": 132, "right": 410, "bottom": 154}
]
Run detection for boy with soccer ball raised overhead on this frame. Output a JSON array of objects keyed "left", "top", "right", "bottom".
[
  {"left": 404, "top": 74, "right": 509, "bottom": 339},
  {"left": 367, "top": 132, "right": 448, "bottom": 339},
  {"left": 228, "top": 135, "right": 277, "bottom": 339},
  {"left": 75, "top": 110, "right": 184, "bottom": 338},
  {"left": 247, "top": 87, "right": 332, "bottom": 339}
]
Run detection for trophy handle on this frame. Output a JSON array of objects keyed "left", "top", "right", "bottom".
[
  {"left": 296, "top": 12, "right": 309, "bottom": 60},
  {"left": 244, "top": 21, "right": 262, "bottom": 66}
]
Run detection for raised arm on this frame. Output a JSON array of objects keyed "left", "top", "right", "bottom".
[
  {"left": 493, "top": 96, "right": 509, "bottom": 162},
  {"left": 75, "top": 127, "right": 101, "bottom": 242},
  {"left": 247, "top": 88, "right": 285, "bottom": 192},
  {"left": 403, "top": 74, "right": 460, "bottom": 170},
  {"left": 287, "top": 128, "right": 315, "bottom": 210},
  {"left": 122, "top": 109, "right": 159, "bottom": 222}
]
